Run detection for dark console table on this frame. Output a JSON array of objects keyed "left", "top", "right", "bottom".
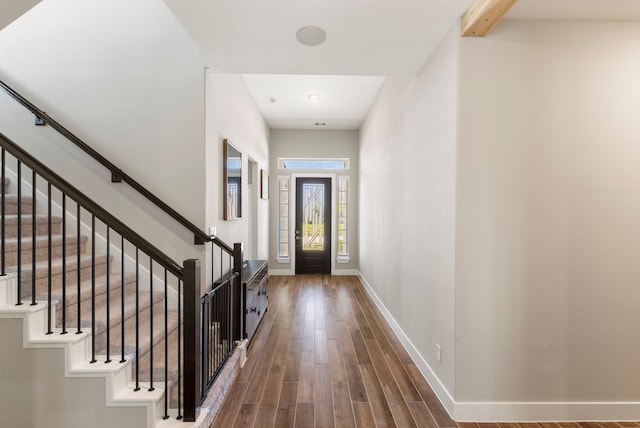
[{"left": 242, "top": 260, "right": 268, "bottom": 342}]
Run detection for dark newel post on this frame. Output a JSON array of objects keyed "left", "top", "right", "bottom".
[
  {"left": 233, "top": 243, "right": 244, "bottom": 341},
  {"left": 183, "top": 259, "right": 201, "bottom": 422}
]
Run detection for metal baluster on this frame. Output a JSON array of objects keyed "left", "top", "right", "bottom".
[
  {"left": 90, "top": 214, "right": 96, "bottom": 363},
  {"left": 134, "top": 248, "right": 140, "bottom": 391},
  {"left": 219, "top": 281, "right": 223, "bottom": 365},
  {"left": 228, "top": 253, "right": 232, "bottom": 343},
  {"left": 214, "top": 289, "right": 218, "bottom": 378},
  {"left": 105, "top": 226, "right": 111, "bottom": 363},
  {"left": 46, "top": 182, "right": 53, "bottom": 334},
  {"left": 216, "top": 285, "right": 220, "bottom": 369},
  {"left": 16, "top": 160, "right": 22, "bottom": 306},
  {"left": 120, "top": 237, "right": 126, "bottom": 363},
  {"left": 206, "top": 295, "right": 209, "bottom": 388},
  {"left": 1, "top": 148, "right": 5, "bottom": 276},
  {"left": 76, "top": 203, "right": 82, "bottom": 334},
  {"left": 215, "top": 272, "right": 219, "bottom": 367},
  {"left": 211, "top": 242, "right": 214, "bottom": 286},
  {"left": 163, "top": 268, "right": 169, "bottom": 420},
  {"left": 30, "top": 170, "right": 36, "bottom": 306},
  {"left": 221, "top": 281, "right": 226, "bottom": 363},
  {"left": 177, "top": 277, "right": 182, "bottom": 420},
  {"left": 202, "top": 293, "right": 208, "bottom": 396},
  {"left": 61, "top": 194, "right": 67, "bottom": 335},
  {"left": 148, "top": 257, "right": 154, "bottom": 392}
]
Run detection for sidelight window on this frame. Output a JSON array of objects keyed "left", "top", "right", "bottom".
[
  {"left": 337, "top": 176, "right": 349, "bottom": 260},
  {"left": 277, "top": 176, "right": 290, "bottom": 261}
]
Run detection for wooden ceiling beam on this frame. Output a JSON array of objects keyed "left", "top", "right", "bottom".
[{"left": 461, "top": 0, "right": 518, "bottom": 37}]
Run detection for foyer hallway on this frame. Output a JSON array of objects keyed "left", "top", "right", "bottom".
[{"left": 210, "top": 276, "right": 640, "bottom": 428}]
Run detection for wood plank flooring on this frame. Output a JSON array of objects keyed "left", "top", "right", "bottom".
[{"left": 211, "top": 275, "right": 640, "bottom": 428}]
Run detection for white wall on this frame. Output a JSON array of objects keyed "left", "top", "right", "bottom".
[
  {"left": 358, "top": 23, "right": 459, "bottom": 398},
  {"left": 360, "top": 18, "right": 640, "bottom": 421},
  {"left": 0, "top": 0, "right": 206, "bottom": 264},
  {"left": 205, "top": 72, "right": 270, "bottom": 271},
  {"left": 455, "top": 19, "right": 640, "bottom": 416},
  {"left": 269, "top": 129, "right": 360, "bottom": 274}
]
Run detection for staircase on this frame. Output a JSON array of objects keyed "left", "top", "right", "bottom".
[
  {"left": 0, "top": 79, "right": 243, "bottom": 426},
  {"left": 0, "top": 177, "right": 185, "bottom": 426}
]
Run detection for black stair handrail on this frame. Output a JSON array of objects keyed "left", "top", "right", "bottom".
[
  {"left": 0, "top": 79, "right": 231, "bottom": 251},
  {"left": 0, "top": 131, "right": 183, "bottom": 277}
]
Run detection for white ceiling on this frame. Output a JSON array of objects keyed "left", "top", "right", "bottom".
[
  {"left": 164, "top": 0, "right": 474, "bottom": 76},
  {"left": 163, "top": 0, "right": 640, "bottom": 130},
  {"left": 242, "top": 75, "right": 386, "bottom": 130},
  {"left": 164, "top": 0, "right": 473, "bottom": 130}
]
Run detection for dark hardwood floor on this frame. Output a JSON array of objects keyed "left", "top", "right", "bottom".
[{"left": 211, "top": 275, "right": 640, "bottom": 428}]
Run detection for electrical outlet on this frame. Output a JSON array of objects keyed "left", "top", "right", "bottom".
[{"left": 434, "top": 343, "right": 442, "bottom": 364}]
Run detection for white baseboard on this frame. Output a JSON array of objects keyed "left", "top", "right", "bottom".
[
  {"left": 356, "top": 272, "right": 640, "bottom": 422},
  {"left": 333, "top": 269, "right": 359, "bottom": 276},
  {"left": 454, "top": 401, "right": 640, "bottom": 422},
  {"left": 269, "top": 269, "right": 294, "bottom": 276},
  {"left": 269, "top": 269, "right": 358, "bottom": 276}
]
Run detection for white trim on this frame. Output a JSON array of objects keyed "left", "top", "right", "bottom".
[
  {"left": 454, "top": 401, "right": 640, "bottom": 422},
  {"left": 336, "top": 256, "right": 350, "bottom": 264},
  {"left": 333, "top": 269, "right": 359, "bottom": 276},
  {"left": 276, "top": 257, "right": 290, "bottom": 264},
  {"left": 269, "top": 269, "right": 294, "bottom": 276},
  {"left": 358, "top": 272, "right": 640, "bottom": 422}
]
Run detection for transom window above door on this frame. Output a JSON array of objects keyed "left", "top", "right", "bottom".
[{"left": 278, "top": 158, "right": 350, "bottom": 170}]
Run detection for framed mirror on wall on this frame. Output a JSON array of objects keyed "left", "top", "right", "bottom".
[{"left": 223, "top": 139, "right": 242, "bottom": 220}]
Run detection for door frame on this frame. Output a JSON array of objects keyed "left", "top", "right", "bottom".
[{"left": 290, "top": 173, "right": 337, "bottom": 275}]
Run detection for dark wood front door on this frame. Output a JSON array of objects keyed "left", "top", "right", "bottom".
[{"left": 295, "top": 177, "right": 331, "bottom": 274}]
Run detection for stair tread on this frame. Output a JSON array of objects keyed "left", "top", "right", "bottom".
[
  {"left": 4, "top": 234, "right": 86, "bottom": 249},
  {"left": 3, "top": 214, "right": 62, "bottom": 222},
  {"left": 2, "top": 194, "right": 33, "bottom": 202},
  {"left": 10, "top": 253, "right": 109, "bottom": 275},
  {"left": 1, "top": 194, "right": 33, "bottom": 204}
]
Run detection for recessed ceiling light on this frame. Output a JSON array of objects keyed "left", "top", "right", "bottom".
[
  {"left": 308, "top": 93, "right": 320, "bottom": 101},
  {"left": 296, "top": 26, "right": 327, "bottom": 46},
  {"left": 269, "top": 97, "right": 277, "bottom": 104}
]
